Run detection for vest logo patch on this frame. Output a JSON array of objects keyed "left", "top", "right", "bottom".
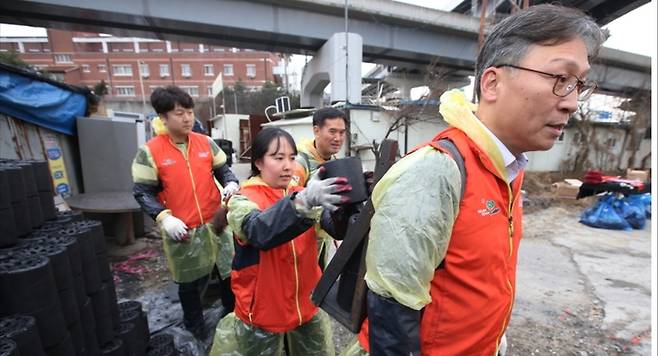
[
  {"left": 198, "top": 151, "right": 210, "bottom": 158},
  {"left": 291, "top": 175, "right": 301, "bottom": 186},
  {"left": 478, "top": 199, "right": 501, "bottom": 217},
  {"left": 161, "top": 158, "right": 176, "bottom": 166}
]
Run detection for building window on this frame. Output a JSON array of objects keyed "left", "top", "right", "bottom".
[
  {"left": 207, "top": 87, "right": 214, "bottom": 96},
  {"left": 180, "top": 86, "right": 199, "bottom": 97},
  {"left": 51, "top": 73, "right": 65, "bottom": 82},
  {"left": 246, "top": 64, "right": 256, "bottom": 78},
  {"left": 98, "top": 64, "right": 107, "bottom": 73},
  {"left": 81, "top": 64, "right": 90, "bottom": 73},
  {"left": 204, "top": 64, "right": 214, "bottom": 76},
  {"left": 224, "top": 64, "right": 234, "bottom": 76},
  {"left": 112, "top": 64, "right": 133, "bottom": 76},
  {"left": 139, "top": 63, "right": 149, "bottom": 77},
  {"left": 213, "top": 47, "right": 225, "bottom": 52},
  {"left": 181, "top": 64, "right": 191, "bottom": 77},
  {"left": 116, "top": 86, "right": 135, "bottom": 97},
  {"left": 230, "top": 48, "right": 239, "bottom": 53},
  {"left": 160, "top": 64, "right": 170, "bottom": 77},
  {"left": 54, "top": 54, "right": 72, "bottom": 63}
]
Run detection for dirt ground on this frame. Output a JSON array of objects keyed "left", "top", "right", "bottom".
[{"left": 108, "top": 171, "right": 652, "bottom": 355}]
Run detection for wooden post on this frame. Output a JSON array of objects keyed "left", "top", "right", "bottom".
[{"left": 478, "top": 0, "right": 489, "bottom": 50}]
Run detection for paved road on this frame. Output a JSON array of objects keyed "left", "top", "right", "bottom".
[{"left": 509, "top": 205, "right": 652, "bottom": 355}]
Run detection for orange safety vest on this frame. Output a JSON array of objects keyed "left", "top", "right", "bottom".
[
  {"left": 147, "top": 132, "right": 221, "bottom": 228},
  {"left": 358, "top": 127, "right": 524, "bottom": 355},
  {"left": 230, "top": 182, "right": 321, "bottom": 333}
]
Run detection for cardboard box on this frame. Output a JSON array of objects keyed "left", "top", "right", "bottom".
[
  {"left": 552, "top": 181, "right": 581, "bottom": 199},
  {"left": 626, "top": 169, "right": 649, "bottom": 182}
]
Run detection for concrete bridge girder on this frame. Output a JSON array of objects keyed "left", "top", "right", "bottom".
[
  {"left": 0, "top": 0, "right": 650, "bottom": 96},
  {"left": 590, "top": 63, "right": 651, "bottom": 95}
]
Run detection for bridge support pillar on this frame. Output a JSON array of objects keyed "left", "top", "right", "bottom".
[{"left": 301, "top": 32, "right": 362, "bottom": 106}]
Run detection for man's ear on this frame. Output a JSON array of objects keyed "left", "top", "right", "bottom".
[
  {"left": 312, "top": 125, "right": 320, "bottom": 136},
  {"left": 479, "top": 67, "right": 501, "bottom": 102}
]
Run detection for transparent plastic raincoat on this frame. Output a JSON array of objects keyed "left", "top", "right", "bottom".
[
  {"left": 210, "top": 177, "right": 337, "bottom": 355},
  {"left": 132, "top": 129, "right": 237, "bottom": 283},
  {"left": 210, "top": 311, "right": 334, "bottom": 356}
]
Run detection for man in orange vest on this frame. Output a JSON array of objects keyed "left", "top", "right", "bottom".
[
  {"left": 132, "top": 86, "right": 239, "bottom": 338},
  {"left": 292, "top": 107, "right": 348, "bottom": 268},
  {"left": 346, "top": 5, "right": 605, "bottom": 355}
]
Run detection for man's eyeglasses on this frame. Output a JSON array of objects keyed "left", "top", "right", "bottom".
[{"left": 496, "top": 64, "right": 597, "bottom": 101}]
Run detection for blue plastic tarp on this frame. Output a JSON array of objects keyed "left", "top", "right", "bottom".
[
  {"left": 580, "top": 194, "right": 632, "bottom": 231},
  {"left": 0, "top": 66, "right": 87, "bottom": 136},
  {"left": 613, "top": 196, "right": 646, "bottom": 230},
  {"left": 580, "top": 193, "right": 651, "bottom": 231}
]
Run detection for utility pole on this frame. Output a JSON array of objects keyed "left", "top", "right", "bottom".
[
  {"left": 234, "top": 90, "right": 239, "bottom": 114},
  {"left": 473, "top": 0, "right": 489, "bottom": 103},
  {"left": 212, "top": 90, "right": 216, "bottom": 118},
  {"left": 344, "top": 0, "right": 349, "bottom": 105},
  {"left": 137, "top": 60, "right": 147, "bottom": 115},
  {"left": 222, "top": 91, "right": 227, "bottom": 138},
  {"left": 478, "top": 0, "right": 489, "bottom": 50},
  {"left": 284, "top": 54, "right": 289, "bottom": 93}
]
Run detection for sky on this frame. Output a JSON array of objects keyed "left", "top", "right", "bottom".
[{"left": 1, "top": 0, "right": 655, "bottom": 97}]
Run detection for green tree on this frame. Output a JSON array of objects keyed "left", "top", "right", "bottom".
[
  {"left": 218, "top": 80, "right": 299, "bottom": 116},
  {"left": 0, "top": 50, "right": 33, "bottom": 69},
  {"left": 93, "top": 80, "right": 109, "bottom": 97}
]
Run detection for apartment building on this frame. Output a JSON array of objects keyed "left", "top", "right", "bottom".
[{"left": 1, "top": 29, "right": 282, "bottom": 98}]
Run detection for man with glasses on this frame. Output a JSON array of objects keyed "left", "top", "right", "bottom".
[{"left": 347, "top": 4, "right": 605, "bottom": 355}]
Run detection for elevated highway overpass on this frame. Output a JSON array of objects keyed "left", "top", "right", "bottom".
[{"left": 0, "top": 0, "right": 650, "bottom": 95}]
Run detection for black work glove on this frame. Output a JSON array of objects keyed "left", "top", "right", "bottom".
[{"left": 320, "top": 202, "right": 360, "bottom": 240}]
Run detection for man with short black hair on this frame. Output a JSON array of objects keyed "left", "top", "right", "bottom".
[
  {"left": 132, "top": 86, "right": 237, "bottom": 338},
  {"left": 344, "top": 5, "right": 605, "bottom": 355},
  {"left": 293, "top": 107, "right": 348, "bottom": 186},
  {"left": 293, "top": 107, "right": 348, "bottom": 267}
]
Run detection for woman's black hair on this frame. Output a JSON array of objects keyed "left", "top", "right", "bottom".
[{"left": 251, "top": 127, "right": 297, "bottom": 177}]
